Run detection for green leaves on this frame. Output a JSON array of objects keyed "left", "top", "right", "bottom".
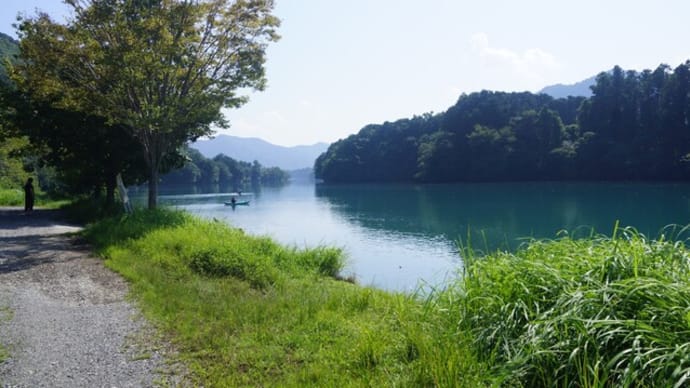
[{"left": 14, "top": 0, "right": 280, "bottom": 207}]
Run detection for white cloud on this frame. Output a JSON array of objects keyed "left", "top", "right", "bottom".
[{"left": 469, "top": 32, "right": 560, "bottom": 91}]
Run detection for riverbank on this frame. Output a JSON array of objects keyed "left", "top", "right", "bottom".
[
  {"left": 79, "top": 208, "right": 690, "bottom": 386},
  {"left": 81, "top": 209, "right": 469, "bottom": 386}
]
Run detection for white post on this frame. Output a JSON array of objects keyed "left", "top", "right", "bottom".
[{"left": 116, "top": 173, "right": 133, "bottom": 213}]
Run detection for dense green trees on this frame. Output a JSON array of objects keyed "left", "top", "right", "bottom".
[
  {"left": 0, "top": 33, "right": 38, "bottom": 191},
  {"left": 316, "top": 62, "right": 690, "bottom": 183},
  {"left": 0, "top": 1, "right": 280, "bottom": 207},
  {"left": 315, "top": 113, "right": 443, "bottom": 182},
  {"left": 13, "top": 0, "right": 279, "bottom": 208},
  {"left": 4, "top": 88, "right": 152, "bottom": 202},
  {"left": 160, "top": 147, "right": 289, "bottom": 189},
  {"left": 0, "top": 32, "right": 18, "bottom": 85}
]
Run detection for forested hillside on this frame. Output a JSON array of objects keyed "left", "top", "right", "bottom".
[
  {"left": 160, "top": 147, "right": 289, "bottom": 189},
  {"left": 315, "top": 62, "right": 690, "bottom": 183},
  {"left": 192, "top": 135, "right": 328, "bottom": 170},
  {"left": 0, "top": 32, "right": 19, "bottom": 85}
]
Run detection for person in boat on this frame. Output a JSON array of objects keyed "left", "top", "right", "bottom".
[{"left": 231, "top": 196, "right": 237, "bottom": 206}]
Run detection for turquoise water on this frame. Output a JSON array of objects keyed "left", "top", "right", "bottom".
[{"left": 146, "top": 182, "right": 690, "bottom": 291}]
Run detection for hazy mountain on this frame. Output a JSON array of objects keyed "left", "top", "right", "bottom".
[
  {"left": 191, "top": 135, "right": 329, "bottom": 170},
  {"left": 539, "top": 74, "right": 596, "bottom": 98}
]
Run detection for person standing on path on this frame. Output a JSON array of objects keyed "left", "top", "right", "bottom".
[{"left": 23, "top": 177, "right": 35, "bottom": 212}]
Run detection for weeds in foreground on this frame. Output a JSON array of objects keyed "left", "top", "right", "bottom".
[
  {"left": 450, "top": 226, "right": 690, "bottom": 387},
  {"left": 82, "top": 208, "right": 690, "bottom": 387},
  {"left": 0, "top": 306, "right": 13, "bottom": 364},
  {"left": 85, "top": 209, "right": 480, "bottom": 386}
]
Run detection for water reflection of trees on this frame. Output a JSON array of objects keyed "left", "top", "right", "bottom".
[{"left": 315, "top": 183, "right": 690, "bottom": 251}]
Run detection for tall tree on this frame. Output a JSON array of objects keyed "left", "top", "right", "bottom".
[
  {"left": 14, "top": 0, "right": 279, "bottom": 208},
  {"left": 4, "top": 89, "right": 148, "bottom": 203}
]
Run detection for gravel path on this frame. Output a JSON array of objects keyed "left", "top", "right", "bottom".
[{"left": 0, "top": 207, "right": 181, "bottom": 387}]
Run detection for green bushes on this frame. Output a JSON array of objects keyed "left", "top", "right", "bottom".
[
  {"left": 0, "top": 188, "right": 69, "bottom": 208},
  {"left": 85, "top": 210, "right": 345, "bottom": 289},
  {"left": 0, "top": 189, "right": 23, "bottom": 206},
  {"left": 441, "top": 227, "right": 690, "bottom": 387},
  {"left": 82, "top": 207, "right": 191, "bottom": 247}
]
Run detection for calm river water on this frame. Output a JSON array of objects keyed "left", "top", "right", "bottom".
[{"left": 145, "top": 182, "right": 690, "bottom": 291}]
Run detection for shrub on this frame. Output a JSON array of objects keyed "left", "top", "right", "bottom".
[
  {"left": 85, "top": 209, "right": 345, "bottom": 290},
  {"left": 188, "top": 247, "right": 278, "bottom": 289},
  {"left": 0, "top": 189, "right": 23, "bottom": 206}
]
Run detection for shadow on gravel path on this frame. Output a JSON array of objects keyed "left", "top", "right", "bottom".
[
  {"left": 0, "top": 207, "right": 83, "bottom": 237},
  {"left": 0, "top": 207, "right": 183, "bottom": 387}
]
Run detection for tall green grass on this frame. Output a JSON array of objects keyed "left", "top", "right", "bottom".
[
  {"left": 83, "top": 209, "right": 475, "bottom": 386},
  {"left": 0, "top": 188, "right": 23, "bottom": 206},
  {"left": 437, "top": 226, "right": 690, "bottom": 387},
  {"left": 82, "top": 208, "right": 690, "bottom": 387},
  {"left": 0, "top": 187, "right": 70, "bottom": 208}
]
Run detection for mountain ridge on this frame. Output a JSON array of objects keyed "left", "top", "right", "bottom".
[
  {"left": 538, "top": 74, "right": 596, "bottom": 98},
  {"left": 191, "top": 134, "right": 329, "bottom": 171}
]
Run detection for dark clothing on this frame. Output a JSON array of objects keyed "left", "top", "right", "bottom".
[{"left": 24, "top": 180, "right": 35, "bottom": 212}]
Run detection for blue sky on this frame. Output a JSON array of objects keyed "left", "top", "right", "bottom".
[{"left": 3, "top": 0, "right": 690, "bottom": 146}]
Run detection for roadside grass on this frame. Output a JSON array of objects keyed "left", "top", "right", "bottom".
[
  {"left": 81, "top": 208, "right": 690, "bottom": 387},
  {"left": 0, "top": 188, "right": 70, "bottom": 209},
  {"left": 0, "top": 189, "right": 24, "bottom": 206},
  {"left": 0, "top": 345, "right": 6, "bottom": 364},
  {"left": 0, "top": 306, "right": 13, "bottom": 364},
  {"left": 82, "top": 209, "right": 486, "bottom": 386}
]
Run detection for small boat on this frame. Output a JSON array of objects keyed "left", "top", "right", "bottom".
[{"left": 224, "top": 200, "right": 250, "bottom": 206}]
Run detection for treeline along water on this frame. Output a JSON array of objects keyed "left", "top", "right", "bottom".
[
  {"left": 146, "top": 182, "right": 690, "bottom": 291},
  {"left": 316, "top": 63, "right": 690, "bottom": 184},
  {"left": 314, "top": 182, "right": 690, "bottom": 248}
]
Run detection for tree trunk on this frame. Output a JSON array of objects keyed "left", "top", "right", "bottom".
[
  {"left": 148, "top": 165, "right": 158, "bottom": 209},
  {"left": 145, "top": 131, "right": 160, "bottom": 209}
]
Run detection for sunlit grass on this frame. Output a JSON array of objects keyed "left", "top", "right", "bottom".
[
  {"left": 0, "top": 189, "right": 23, "bottom": 206},
  {"left": 441, "top": 225, "right": 690, "bottom": 387},
  {"left": 0, "top": 188, "right": 70, "bottom": 208},
  {"left": 81, "top": 208, "right": 690, "bottom": 387},
  {"left": 83, "top": 209, "right": 477, "bottom": 386}
]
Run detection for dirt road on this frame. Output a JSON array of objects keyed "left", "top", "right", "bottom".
[{"left": 0, "top": 207, "right": 179, "bottom": 387}]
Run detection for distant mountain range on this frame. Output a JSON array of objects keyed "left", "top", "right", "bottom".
[
  {"left": 538, "top": 74, "right": 597, "bottom": 98},
  {"left": 191, "top": 135, "right": 329, "bottom": 171},
  {"left": 193, "top": 76, "right": 604, "bottom": 171}
]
